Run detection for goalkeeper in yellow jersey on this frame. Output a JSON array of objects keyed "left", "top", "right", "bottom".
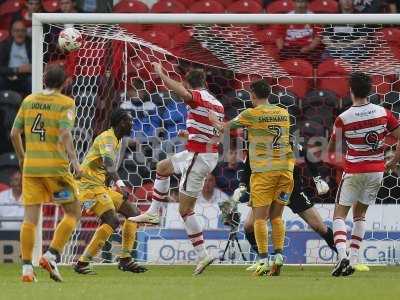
[
  {"left": 74, "top": 109, "right": 147, "bottom": 274},
  {"left": 210, "top": 79, "right": 294, "bottom": 276},
  {"left": 10, "top": 65, "right": 82, "bottom": 283}
]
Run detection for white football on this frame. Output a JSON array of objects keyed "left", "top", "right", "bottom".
[{"left": 58, "top": 27, "right": 82, "bottom": 52}]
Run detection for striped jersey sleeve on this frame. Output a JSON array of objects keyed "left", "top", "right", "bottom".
[
  {"left": 229, "top": 109, "right": 254, "bottom": 129},
  {"left": 59, "top": 102, "right": 75, "bottom": 129}
]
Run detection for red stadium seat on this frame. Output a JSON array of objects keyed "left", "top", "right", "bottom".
[
  {"left": 151, "top": 24, "right": 183, "bottom": 37},
  {"left": 42, "top": 0, "right": 60, "bottom": 12},
  {"left": 134, "top": 182, "right": 153, "bottom": 201},
  {"left": 309, "top": 0, "right": 338, "bottom": 13},
  {"left": 121, "top": 24, "right": 144, "bottom": 35},
  {"left": 255, "top": 27, "right": 280, "bottom": 58},
  {"left": 177, "top": 0, "right": 196, "bottom": 7},
  {"left": 227, "top": 0, "right": 263, "bottom": 13},
  {"left": 219, "top": 0, "right": 237, "bottom": 8},
  {"left": 280, "top": 59, "right": 313, "bottom": 99},
  {"left": 255, "top": 27, "right": 279, "bottom": 45},
  {"left": 317, "top": 59, "right": 350, "bottom": 98},
  {"left": 266, "top": 0, "right": 294, "bottom": 13},
  {"left": 0, "top": 30, "right": 9, "bottom": 42},
  {"left": 188, "top": 0, "right": 226, "bottom": 13},
  {"left": 151, "top": 0, "right": 186, "bottom": 13},
  {"left": 143, "top": 29, "right": 173, "bottom": 49},
  {"left": 0, "top": 0, "right": 23, "bottom": 15},
  {"left": 113, "top": 0, "right": 149, "bottom": 12},
  {"left": 382, "top": 27, "right": 400, "bottom": 46}
]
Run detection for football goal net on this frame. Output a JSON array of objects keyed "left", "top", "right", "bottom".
[{"left": 32, "top": 13, "right": 400, "bottom": 266}]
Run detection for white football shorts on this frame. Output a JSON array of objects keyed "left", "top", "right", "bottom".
[
  {"left": 336, "top": 172, "right": 384, "bottom": 206},
  {"left": 170, "top": 150, "right": 219, "bottom": 198}
]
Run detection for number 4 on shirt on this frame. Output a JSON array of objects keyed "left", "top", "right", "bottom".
[{"left": 31, "top": 113, "right": 46, "bottom": 141}]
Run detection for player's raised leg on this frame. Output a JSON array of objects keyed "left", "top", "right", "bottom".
[{"left": 129, "top": 158, "right": 175, "bottom": 224}]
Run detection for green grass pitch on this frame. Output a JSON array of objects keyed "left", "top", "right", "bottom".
[{"left": 1, "top": 264, "right": 399, "bottom": 300}]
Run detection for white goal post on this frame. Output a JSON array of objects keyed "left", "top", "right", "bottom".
[{"left": 31, "top": 13, "right": 400, "bottom": 266}]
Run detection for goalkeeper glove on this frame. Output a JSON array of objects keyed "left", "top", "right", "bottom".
[
  {"left": 232, "top": 183, "right": 249, "bottom": 203},
  {"left": 313, "top": 176, "right": 329, "bottom": 195}
]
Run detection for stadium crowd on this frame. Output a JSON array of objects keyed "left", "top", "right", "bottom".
[{"left": 0, "top": 0, "right": 400, "bottom": 230}]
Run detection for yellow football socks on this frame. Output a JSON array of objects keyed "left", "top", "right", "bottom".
[
  {"left": 20, "top": 222, "right": 36, "bottom": 262},
  {"left": 120, "top": 220, "right": 137, "bottom": 258},
  {"left": 80, "top": 223, "right": 114, "bottom": 262},
  {"left": 254, "top": 219, "right": 268, "bottom": 256},
  {"left": 50, "top": 214, "right": 77, "bottom": 254},
  {"left": 271, "top": 217, "right": 285, "bottom": 252}
]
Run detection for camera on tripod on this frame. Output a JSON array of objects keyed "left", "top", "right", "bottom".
[
  {"left": 219, "top": 198, "right": 241, "bottom": 231},
  {"left": 218, "top": 198, "right": 246, "bottom": 262}
]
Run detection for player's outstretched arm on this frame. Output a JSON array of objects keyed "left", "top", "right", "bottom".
[
  {"left": 152, "top": 62, "right": 193, "bottom": 105},
  {"left": 60, "top": 128, "right": 82, "bottom": 178},
  {"left": 10, "top": 127, "right": 24, "bottom": 170}
]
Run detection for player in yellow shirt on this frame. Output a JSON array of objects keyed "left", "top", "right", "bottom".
[
  {"left": 210, "top": 79, "right": 294, "bottom": 276},
  {"left": 74, "top": 109, "right": 147, "bottom": 274},
  {"left": 10, "top": 64, "right": 82, "bottom": 282}
]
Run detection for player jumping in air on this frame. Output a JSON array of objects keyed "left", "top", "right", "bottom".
[
  {"left": 74, "top": 109, "right": 147, "bottom": 275},
  {"left": 235, "top": 143, "right": 334, "bottom": 275},
  {"left": 10, "top": 64, "right": 82, "bottom": 282},
  {"left": 130, "top": 63, "right": 224, "bottom": 275},
  {"left": 328, "top": 72, "right": 400, "bottom": 276},
  {"left": 210, "top": 79, "right": 294, "bottom": 276}
]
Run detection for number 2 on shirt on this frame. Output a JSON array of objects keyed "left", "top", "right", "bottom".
[{"left": 268, "top": 125, "right": 282, "bottom": 149}]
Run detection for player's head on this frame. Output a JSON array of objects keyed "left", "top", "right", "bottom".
[
  {"left": 294, "top": 0, "right": 308, "bottom": 13},
  {"left": 110, "top": 108, "right": 133, "bottom": 137},
  {"left": 349, "top": 72, "right": 372, "bottom": 100},
  {"left": 184, "top": 69, "right": 206, "bottom": 89},
  {"left": 250, "top": 79, "right": 271, "bottom": 105},
  {"left": 44, "top": 64, "right": 66, "bottom": 90}
]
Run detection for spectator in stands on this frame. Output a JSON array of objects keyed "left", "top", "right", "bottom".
[
  {"left": 0, "top": 170, "right": 23, "bottom": 229},
  {"left": 339, "top": 0, "right": 354, "bottom": 13},
  {"left": 60, "top": 0, "right": 79, "bottom": 13},
  {"left": 120, "top": 79, "right": 153, "bottom": 111},
  {"left": 275, "top": 0, "right": 322, "bottom": 63},
  {"left": 212, "top": 148, "right": 245, "bottom": 196},
  {"left": 75, "top": 0, "right": 113, "bottom": 13},
  {"left": 14, "top": 0, "right": 43, "bottom": 37},
  {"left": 388, "top": 0, "right": 400, "bottom": 12},
  {"left": 352, "top": 0, "right": 381, "bottom": 13},
  {"left": 197, "top": 174, "right": 230, "bottom": 205},
  {"left": 0, "top": 20, "right": 32, "bottom": 96},
  {"left": 322, "top": 0, "right": 377, "bottom": 63}
]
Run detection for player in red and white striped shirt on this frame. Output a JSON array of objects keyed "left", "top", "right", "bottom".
[
  {"left": 129, "top": 63, "right": 224, "bottom": 275},
  {"left": 328, "top": 72, "right": 400, "bottom": 276}
]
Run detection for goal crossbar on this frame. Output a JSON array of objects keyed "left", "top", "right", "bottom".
[{"left": 33, "top": 13, "right": 400, "bottom": 25}]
